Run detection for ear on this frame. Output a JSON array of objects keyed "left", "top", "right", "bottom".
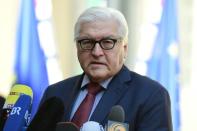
[{"left": 123, "top": 43, "right": 128, "bottom": 59}]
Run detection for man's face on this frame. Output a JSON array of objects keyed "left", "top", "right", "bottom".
[{"left": 76, "top": 20, "right": 128, "bottom": 82}]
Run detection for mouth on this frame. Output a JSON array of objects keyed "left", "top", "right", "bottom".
[{"left": 90, "top": 61, "right": 106, "bottom": 67}]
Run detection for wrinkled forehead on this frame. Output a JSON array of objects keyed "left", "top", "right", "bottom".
[{"left": 77, "top": 20, "right": 121, "bottom": 39}]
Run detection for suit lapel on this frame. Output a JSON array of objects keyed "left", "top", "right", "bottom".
[
  {"left": 90, "top": 66, "right": 132, "bottom": 124},
  {"left": 64, "top": 75, "right": 84, "bottom": 121}
]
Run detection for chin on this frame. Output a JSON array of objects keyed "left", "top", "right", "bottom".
[
  {"left": 88, "top": 70, "right": 110, "bottom": 82},
  {"left": 90, "top": 76, "right": 108, "bottom": 82}
]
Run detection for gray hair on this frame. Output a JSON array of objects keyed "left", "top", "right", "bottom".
[{"left": 74, "top": 7, "right": 128, "bottom": 42}]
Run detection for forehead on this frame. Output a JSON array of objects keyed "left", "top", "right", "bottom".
[{"left": 78, "top": 20, "right": 119, "bottom": 39}]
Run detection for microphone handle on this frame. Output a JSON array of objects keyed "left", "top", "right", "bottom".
[{"left": 0, "top": 108, "right": 12, "bottom": 130}]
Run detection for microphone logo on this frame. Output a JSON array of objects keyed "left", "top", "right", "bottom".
[
  {"left": 10, "top": 107, "right": 22, "bottom": 115},
  {"left": 24, "top": 110, "right": 31, "bottom": 125},
  {"left": 107, "top": 120, "right": 128, "bottom": 131}
]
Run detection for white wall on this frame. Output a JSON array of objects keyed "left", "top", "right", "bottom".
[{"left": 0, "top": 0, "right": 18, "bottom": 96}]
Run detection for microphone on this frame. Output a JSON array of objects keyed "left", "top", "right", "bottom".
[
  {"left": 106, "top": 105, "right": 129, "bottom": 131},
  {"left": 0, "top": 96, "right": 5, "bottom": 117},
  {"left": 0, "top": 96, "right": 5, "bottom": 110},
  {"left": 0, "top": 84, "right": 33, "bottom": 130},
  {"left": 3, "top": 94, "right": 32, "bottom": 131},
  {"left": 56, "top": 122, "right": 79, "bottom": 131},
  {"left": 108, "top": 105, "right": 125, "bottom": 122},
  {"left": 26, "top": 97, "right": 65, "bottom": 131},
  {"left": 80, "top": 121, "right": 104, "bottom": 131}
]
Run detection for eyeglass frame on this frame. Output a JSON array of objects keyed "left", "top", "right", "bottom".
[{"left": 76, "top": 37, "right": 122, "bottom": 50}]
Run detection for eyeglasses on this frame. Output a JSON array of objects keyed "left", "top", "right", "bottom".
[{"left": 77, "top": 38, "right": 121, "bottom": 50}]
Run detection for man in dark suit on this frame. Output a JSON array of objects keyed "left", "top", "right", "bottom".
[{"left": 40, "top": 7, "right": 172, "bottom": 131}]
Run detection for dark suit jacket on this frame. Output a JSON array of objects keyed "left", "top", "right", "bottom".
[{"left": 40, "top": 66, "right": 172, "bottom": 131}]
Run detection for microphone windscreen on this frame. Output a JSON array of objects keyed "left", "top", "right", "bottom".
[
  {"left": 0, "top": 84, "right": 33, "bottom": 130},
  {"left": 3, "top": 94, "right": 32, "bottom": 131},
  {"left": 27, "top": 97, "right": 65, "bottom": 131},
  {"left": 56, "top": 122, "right": 79, "bottom": 131},
  {"left": 108, "top": 105, "right": 125, "bottom": 122},
  {"left": 3, "top": 84, "right": 33, "bottom": 109},
  {"left": 106, "top": 105, "right": 129, "bottom": 131},
  {"left": 0, "top": 96, "right": 5, "bottom": 109},
  {"left": 0, "top": 96, "right": 5, "bottom": 118},
  {"left": 80, "top": 121, "right": 104, "bottom": 131}
]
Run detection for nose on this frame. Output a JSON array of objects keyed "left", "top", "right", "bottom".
[{"left": 91, "top": 43, "right": 104, "bottom": 56}]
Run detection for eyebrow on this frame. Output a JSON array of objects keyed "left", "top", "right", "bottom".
[{"left": 76, "top": 35, "right": 119, "bottom": 41}]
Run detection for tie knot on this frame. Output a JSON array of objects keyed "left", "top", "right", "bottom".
[{"left": 87, "top": 82, "right": 102, "bottom": 95}]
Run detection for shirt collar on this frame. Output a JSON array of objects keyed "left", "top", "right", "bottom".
[{"left": 81, "top": 74, "right": 113, "bottom": 90}]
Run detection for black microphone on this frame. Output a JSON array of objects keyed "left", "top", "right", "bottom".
[
  {"left": 108, "top": 105, "right": 125, "bottom": 122},
  {"left": 26, "top": 97, "right": 65, "bottom": 131},
  {"left": 106, "top": 105, "right": 129, "bottom": 131},
  {"left": 0, "top": 96, "right": 5, "bottom": 118},
  {"left": 55, "top": 122, "right": 79, "bottom": 131},
  {"left": 0, "top": 96, "right": 5, "bottom": 110}
]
